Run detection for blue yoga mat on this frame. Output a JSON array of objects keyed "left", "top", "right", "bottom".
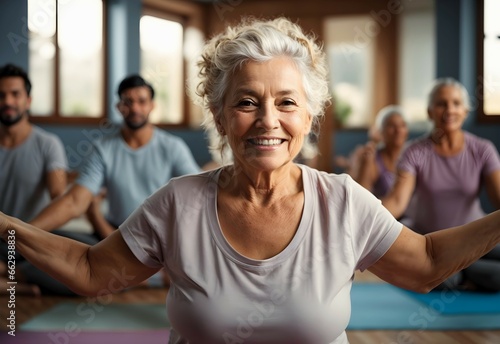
[
  {"left": 18, "top": 286, "right": 500, "bottom": 333},
  {"left": 403, "top": 288, "right": 500, "bottom": 314},
  {"left": 348, "top": 283, "right": 500, "bottom": 330},
  {"left": 20, "top": 303, "right": 169, "bottom": 331}
]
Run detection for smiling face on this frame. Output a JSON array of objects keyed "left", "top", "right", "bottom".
[
  {"left": 217, "top": 57, "right": 312, "bottom": 173},
  {"left": 428, "top": 85, "right": 468, "bottom": 134}
]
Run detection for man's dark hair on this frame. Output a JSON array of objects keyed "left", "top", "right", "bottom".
[
  {"left": 117, "top": 75, "right": 155, "bottom": 99},
  {"left": 0, "top": 63, "right": 32, "bottom": 96}
]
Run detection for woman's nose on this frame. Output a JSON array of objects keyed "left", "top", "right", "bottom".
[{"left": 256, "top": 103, "right": 280, "bottom": 130}]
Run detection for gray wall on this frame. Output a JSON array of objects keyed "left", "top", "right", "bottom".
[
  {"left": 106, "top": 0, "right": 141, "bottom": 122},
  {"left": 0, "top": 0, "right": 29, "bottom": 68}
]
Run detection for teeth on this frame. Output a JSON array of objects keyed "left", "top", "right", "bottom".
[{"left": 251, "top": 138, "right": 282, "bottom": 146}]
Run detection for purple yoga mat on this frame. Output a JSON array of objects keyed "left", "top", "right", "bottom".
[{"left": 0, "top": 329, "right": 170, "bottom": 344}]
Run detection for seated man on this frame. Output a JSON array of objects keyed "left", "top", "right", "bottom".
[
  {"left": 32, "top": 74, "right": 200, "bottom": 231},
  {"left": 29, "top": 75, "right": 200, "bottom": 289}
]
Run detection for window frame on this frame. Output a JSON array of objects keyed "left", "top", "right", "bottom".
[
  {"left": 477, "top": 0, "right": 500, "bottom": 123},
  {"left": 29, "top": 0, "right": 108, "bottom": 126}
]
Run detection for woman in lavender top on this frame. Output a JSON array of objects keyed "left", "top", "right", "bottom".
[
  {"left": 354, "top": 105, "right": 409, "bottom": 199},
  {"left": 382, "top": 78, "right": 500, "bottom": 291}
]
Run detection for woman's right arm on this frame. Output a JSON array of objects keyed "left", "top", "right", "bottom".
[
  {"left": 380, "top": 169, "right": 416, "bottom": 219},
  {"left": 0, "top": 212, "right": 159, "bottom": 296}
]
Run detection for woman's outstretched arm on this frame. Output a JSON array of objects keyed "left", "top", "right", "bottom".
[
  {"left": 369, "top": 210, "right": 500, "bottom": 293},
  {"left": 0, "top": 212, "right": 159, "bottom": 296}
]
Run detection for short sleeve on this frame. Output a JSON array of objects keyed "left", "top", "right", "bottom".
[
  {"left": 75, "top": 145, "right": 105, "bottom": 195},
  {"left": 480, "top": 140, "right": 500, "bottom": 176},
  {"left": 396, "top": 139, "right": 430, "bottom": 176},
  {"left": 346, "top": 178, "right": 403, "bottom": 271},
  {"left": 44, "top": 134, "right": 68, "bottom": 172},
  {"left": 119, "top": 186, "right": 172, "bottom": 269}
]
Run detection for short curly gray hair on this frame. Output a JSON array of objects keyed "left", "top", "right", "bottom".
[
  {"left": 427, "top": 77, "right": 470, "bottom": 111},
  {"left": 191, "top": 17, "right": 331, "bottom": 163}
]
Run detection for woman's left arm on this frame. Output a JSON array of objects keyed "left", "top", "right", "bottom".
[
  {"left": 368, "top": 211, "right": 500, "bottom": 293},
  {"left": 485, "top": 170, "right": 500, "bottom": 209}
]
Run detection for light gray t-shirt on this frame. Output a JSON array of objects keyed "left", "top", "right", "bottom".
[
  {"left": 398, "top": 132, "right": 500, "bottom": 234},
  {"left": 76, "top": 127, "right": 200, "bottom": 226},
  {"left": 0, "top": 126, "right": 67, "bottom": 221},
  {"left": 120, "top": 165, "right": 402, "bottom": 344}
]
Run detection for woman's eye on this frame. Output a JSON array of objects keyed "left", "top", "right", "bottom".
[
  {"left": 281, "top": 99, "right": 296, "bottom": 106},
  {"left": 237, "top": 99, "right": 256, "bottom": 107}
]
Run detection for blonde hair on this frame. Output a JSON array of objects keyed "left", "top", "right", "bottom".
[{"left": 190, "top": 17, "right": 330, "bottom": 163}]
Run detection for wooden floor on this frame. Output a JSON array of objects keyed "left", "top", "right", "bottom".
[{"left": 1, "top": 271, "right": 499, "bottom": 343}]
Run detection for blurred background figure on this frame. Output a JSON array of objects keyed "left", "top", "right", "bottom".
[
  {"left": 333, "top": 114, "right": 383, "bottom": 178},
  {"left": 382, "top": 78, "right": 500, "bottom": 291},
  {"left": 353, "top": 105, "right": 409, "bottom": 198}
]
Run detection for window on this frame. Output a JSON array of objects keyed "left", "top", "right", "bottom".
[
  {"left": 28, "top": 0, "right": 105, "bottom": 122},
  {"left": 324, "top": 16, "right": 375, "bottom": 128},
  {"left": 140, "top": 13, "right": 184, "bottom": 125},
  {"left": 140, "top": 7, "right": 205, "bottom": 126},
  {"left": 397, "top": 0, "right": 435, "bottom": 130},
  {"left": 478, "top": 0, "right": 500, "bottom": 122}
]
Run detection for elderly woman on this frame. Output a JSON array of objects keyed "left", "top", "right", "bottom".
[
  {"left": 353, "top": 105, "right": 409, "bottom": 198},
  {"left": 1, "top": 18, "right": 500, "bottom": 344},
  {"left": 382, "top": 78, "right": 500, "bottom": 291}
]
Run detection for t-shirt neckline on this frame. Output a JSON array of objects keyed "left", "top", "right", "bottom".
[{"left": 207, "top": 164, "right": 313, "bottom": 271}]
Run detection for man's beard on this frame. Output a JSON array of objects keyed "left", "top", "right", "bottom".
[
  {"left": 124, "top": 115, "right": 148, "bottom": 130},
  {"left": 0, "top": 109, "right": 25, "bottom": 127}
]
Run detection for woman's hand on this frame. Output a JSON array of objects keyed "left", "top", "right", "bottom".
[
  {"left": 354, "top": 141, "right": 378, "bottom": 189},
  {"left": 359, "top": 141, "right": 377, "bottom": 162}
]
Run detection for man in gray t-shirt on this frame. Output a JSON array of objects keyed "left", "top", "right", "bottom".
[
  {"left": 0, "top": 64, "right": 68, "bottom": 222},
  {"left": 30, "top": 75, "right": 200, "bottom": 239}
]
